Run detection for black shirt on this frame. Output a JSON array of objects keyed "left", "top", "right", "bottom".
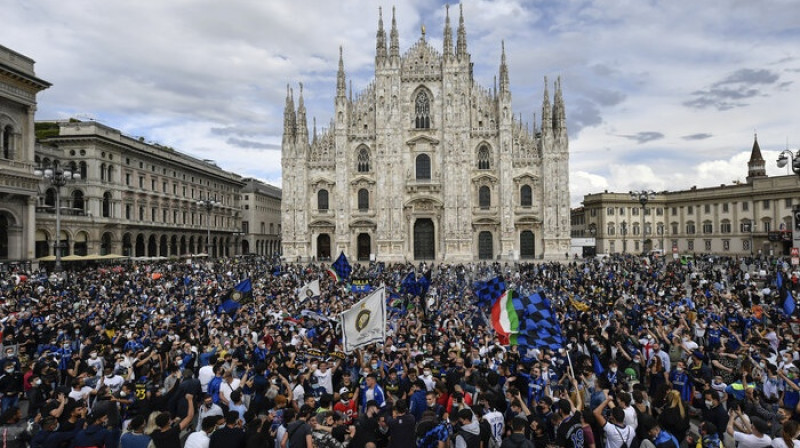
[
  {"left": 387, "top": 412, "right": 416, "bottom": 448},
  {"left": 209, "top": 426, "right": 246, "bottom": 448},
  {"left": 150, "top": 426, "right": 182, "bottom": 448}
]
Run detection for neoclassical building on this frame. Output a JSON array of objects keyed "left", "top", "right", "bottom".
[
  {"left": 34, "top": 120, "right": 246, "bottom": 259},
  {"left": 577, "top": 136, "right": 800, "bottom": 256},
  {"left": 0, "top": 45, "right": 50, "bottom": 264},
  {"left": 241, "top": 178, "right": 282, "bottom": 256},
  {"left": 281, "top": 5, "right": 570, "bottom": 262}
]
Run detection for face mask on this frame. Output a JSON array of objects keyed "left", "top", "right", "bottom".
[
  {"left": 5, "top": 368, "right": 14, "bottom": 374},
  {"left": 341, "top": 399, "right": 349, "bottom": 405},
  {"left": 34, "top": 379, "right": 42, "bottom": 385},
  {"left": 705, "top": 400, "right": 713, "bottom": 408},
  {"left": 5, "top": 353, "right": 12, "bottom": 357},
  {"left": 424, "top": 370, "right": 431, "bottom": 376},
  {"left": 90, "top": 353, "right": 98, "bottom": 359},
  {"left": 371, "top": 363, "right": 378, "bottom": 370},
  {"left": 676, "top": 367, "right": 683, "bottom": 373},
  {"left": 107, "top": 374, "right": 114, "bottom": 378},
  {"left": 611, "top": 368, "right": 617, "bottom": 373},
  {"left": 119, "top": 391, "right": 127, "bottom": 397}
]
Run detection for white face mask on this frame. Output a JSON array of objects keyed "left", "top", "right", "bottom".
[
  {"left": 705, "top": 400, "right": 713, "bottom": 408},
  {"left": 34, "top": 379, "right": 42, "bottom": 385}
]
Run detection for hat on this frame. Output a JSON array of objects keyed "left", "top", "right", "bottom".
[
  {"left": 339, "top": 387, "right": 350, "bottom": 396},
  {"left": 692, "top": 350, "right": 705, "bottom": 360}
]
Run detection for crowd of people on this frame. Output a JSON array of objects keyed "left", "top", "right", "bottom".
[{"left": 0, "top": 253, "right": 799, "bottom": 448}]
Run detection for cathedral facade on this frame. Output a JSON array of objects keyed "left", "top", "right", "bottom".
[{"left": 281, "top": 5, "right": 570, "bottom": 263}]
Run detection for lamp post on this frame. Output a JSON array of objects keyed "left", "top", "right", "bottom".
[
  {"left": 34, "top": 161, "right": 81, "bottom": 273},
  {"left": 630, "top": 190, "right": 655, "bottom": 254},
  {"left": 621, "top": 220, "right": 628, "bottom": 253},
  {"left": 588, "top": 223, "right": 597, "bottom": 256},
  {"left": 197, "top": 198, "right": 220, "bottom": 257}
]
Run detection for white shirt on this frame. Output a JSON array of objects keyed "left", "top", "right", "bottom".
[
  {"left": 733, "top": 432, "right": 772, "bottom": 448},
  {"left": 292, "top": 383, "right": 305, "bottom": 407},
  {"left": 101, "top": 374, "right": 124, "bottom": 393},
  {"left": 196, "top": 403, "right": 224, "bottom": 432},
  {"left": 219, "top": 379, "right": 241, "bottom": 404},
  {"left": 184, "top": 430, "right": 211, "bottom": 448},
  {"left": 623, "top": 406, "right": 638, "bottom": 431},
  {"left": 483, "top": 410, "right": 504, "bottom": 444},
  {"left": 772, "top": 438, "right": 800, "bottom": 448},
  {"left": 314, "top": 369, "right": 333, "bottom": 394},
  {"left": 198, "top": 365, "right": 215, "bottom": 393},
  {"left": 68, "top": 386, "right": 94, "bottom": 405},
  {"left": 603, "top": 422, "right": 634, "bottom": 448}
]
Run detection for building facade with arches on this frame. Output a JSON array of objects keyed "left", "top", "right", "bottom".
[
  {"left": 34, "top": 120, "right": 246, "bottom": 260},
  {"left": 240, "top": 178, "right": 282, "bottom": 256},
  {"left": 0, "top": 46, "right": 51, "bottom": 264},
  {"left": 281, "top": 6, "right": 570, "bottom": 262}
]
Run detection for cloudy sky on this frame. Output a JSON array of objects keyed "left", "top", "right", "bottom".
[{"left": 3, "top": 0, "right": 799, "bottom": 205}]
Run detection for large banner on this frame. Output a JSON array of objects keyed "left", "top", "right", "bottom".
[{"left": 340, "top": 286, "right": 386, "bottom": 353}]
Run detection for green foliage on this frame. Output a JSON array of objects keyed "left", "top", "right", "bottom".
[{"left": 34, "top": 122, "right": 60, "bottom": 140}]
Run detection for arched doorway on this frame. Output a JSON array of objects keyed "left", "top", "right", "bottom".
[
  {"left": 100, "top": 232, "right": 113, "bottom": 255},
  {"left": 148, "top": 235, "right": 157, "bottom": 256},
  {"left": 74, "top": 231, "right": 88, "bottom": 256},
  {"left": 478, "top": 231, "right": 493, "bottom": 260},
  {"left": 0, "top": 215, "right": 8, "bottom": 259},
  {"left": 159, "top": 235, "right": 168, "bottom": 257},
  {"left": 520, "top": 231, "right": 535, "bottom": 259},
  {"left": 317, "top": 234, "right": 331, "bottom": 260},
  {"left": 135, "top": 234, "right": 145, "bottom": 257},
  {"left": 170, "top": 236, "right": 178, "bottom": 256},
  {"left": 35, "top": 230, "right": 49, "bottom": 258},
  {"left": 241, "top": 239, "right": 249, "bottom": 254},
  {"left": 122, "top": 233, "right": 133, "bottom": 256},
  {"left": 180, "top": 236, "right": 187, "bottom": 255},
  {"left": 357, "top": 233, "right": 371, "bottom": 261},
  {"left": 413, "top": 219, "right": 435, "bottom": 260}
]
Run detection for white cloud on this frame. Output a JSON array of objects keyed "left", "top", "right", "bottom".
[{"left": 1, "top": 0, "right": 799, "bottom": 203}]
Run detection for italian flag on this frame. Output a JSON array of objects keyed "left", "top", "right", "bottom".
[
  {"left": 491, "top": 290, "right": 519, "bottom": 345},
  {"left": 326, "top": 268, "right": 342, "bottom": 283}
]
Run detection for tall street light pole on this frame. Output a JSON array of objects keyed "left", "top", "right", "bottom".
[
  {"left": 34, "top": 161, "right": 81, "bottom": 273},
  {"left": 197, "top": 198, "right": 220, "bottom": 257},
  {"left": 777, "top": 149, "right": 800, "bottom": 256},
  {"left": 630, "top": 190, "right": 655, "bottom": 254}
]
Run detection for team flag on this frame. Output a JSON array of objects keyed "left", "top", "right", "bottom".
[
  {"left": 331, "top": 252, "right": 352, "bottom": 282},
  {"left": 784, "top": 290, "right": 796, "bottom": 316},
  {"left": 216, "top": 278, "right": 253, "bottom": 314},
  {"left": 513, "top": 292, "right": 565, "bottom": 351},
  {"left": 298, "top": 279, "right": 321, "bottom": 301},
  {"left": 491, "top": 290, "right": 518, "bottom": 345},
  {"left": 474, "top": 276, "right": 506, "bottom": 308},
  {"left": 341, "top": 286, "right": 386, "bottom": 353}
]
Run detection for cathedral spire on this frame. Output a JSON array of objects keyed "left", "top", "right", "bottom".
[
  {"left": 312, "top": 117, "right": 318, "bottom": 145},
  {"left": 337, "top": 46, "right": 346, "bottom": 98},
  {"left": 541, "top": 76, "right": 552, "bottom": 136},
  {"left": 747, "top": 133, "right": 766, "bottom": 182},
  {"left": 553, "top": 76, "right": 566, "bottom": 132},
  {"left": 282, "top": 84, "right": 296, "bottom": 146},
  {"left": 443, "top": 4, "right": 453, "bottom": 60},
  {"left": 456, "top": 3, "right": 468, "bottom": 61},
  {"left": 499, "top": 40, "right": 509, "bottom": 94},
  {"left": 390, "top": 6, "right": 400, "bottom": 61},
  {"left": 296, "top": 82, "right": 309, "bottom": 145},
  {"left": 376, "top": 7, "right": 387, "bottom": 65}
]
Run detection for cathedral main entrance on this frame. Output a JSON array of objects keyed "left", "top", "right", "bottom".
[
  {"left": 357, "top": 233, "right": 371, "bottom": 261},
  {"left": 413, "top": 218, "right": 435, "bottom": 260},
  {"left": 316, "top": 234, "right": 331, "bottom": 261},
  {"left": 478, "top": 231, "right": 493, "bottom": 260}
]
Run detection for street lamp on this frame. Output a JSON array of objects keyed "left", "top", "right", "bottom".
[
  {"left": 588, "top": 223, "right": 597, "bottom": 256},
  {"left": 197, "top": 198, "right": 220, "bottom": 257},
  {"left": 776, "top": 149, "right": 800, "bottom": 177},
  {"left": 630, "top": 190, "right": 655, "bottom": 254},
  {"left": 621, "top": 220, "right": 628, "bottom": 253},
  {"left": 34, "top": 161, "right": 81, "bottom": 273}
]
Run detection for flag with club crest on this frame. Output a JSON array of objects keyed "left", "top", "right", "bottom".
[
  {"left": 512, "top": 291, "right": 565, "bottom": 351},
  {"left": 473, "top": 276, "right": 506, "bottom": 309},
  {"left": 329, "top": 252, "right": 351, "bottom": 282},
  {"left": 298, "top": 279, "right": 321, "bottom": 302},
  {"left": 341, "top": 286, "right": 386, "bottom": 353}
]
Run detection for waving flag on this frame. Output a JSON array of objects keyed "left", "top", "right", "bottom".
[
  {"left": 491, "top": 290, "right": 518, "bottom": 345},
  {"left": 330, "top": 252, "right": 352, "bottom": 282},
  {"left": 298, "top": 279, "right": 321, "bottom": 301},
  {"left": 341, "top": 286, "right": 386, "bottom": 353},
  {"left": 474, "top": 276, "right": 506, "bottom": 309},
  {"left": 784, "top": 290, "right": 796, "bottom": 316}
]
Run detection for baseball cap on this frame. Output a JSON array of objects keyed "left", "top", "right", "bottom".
[{"left": 339, "top": 387, "right": 350, "bottom": 396}]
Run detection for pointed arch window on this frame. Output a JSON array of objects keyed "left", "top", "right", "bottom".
[
  {"left": 357, "top": 147, "right": 370, "bottom": 173},
  {"left": 477, "top": 145, "right": 491, "bottom": 169},
  {"left": 415, "top": 91, "right": 431, "bottom": 129},
  {"left": 479, "top": 186, "right": 491, "bottom": 209},
  {"left": 416, "top": 154, "right": 431, "bottom": 180}
]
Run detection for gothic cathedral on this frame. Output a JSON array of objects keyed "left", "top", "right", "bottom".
[{"left": 281, "top": 5, "right": 570, "bottom": 263}]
